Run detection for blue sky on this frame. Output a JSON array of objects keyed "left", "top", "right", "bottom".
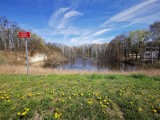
[{"left": 0, "top": 0, "right": 160, "bottom": 46}]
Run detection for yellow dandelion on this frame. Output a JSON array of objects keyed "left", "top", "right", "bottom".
[
  {"left": 153, "top": 109, "right": 157, "bottom": 113},
  {"left": 55, "top": 108, "right": 59, "bottom": 111},
  {"left": 130, "top": 102, "right": 133, "bottom": 105},
  {"left": 54, "top": 112, "right": 62, "bottom": 119},
  {"left": 88, "top": 101, "right": 93, "bottom": 105},
  {"left": 138, "top": 108, "right": 142, "bottom": 112},
  {"left": 106, "top": 102, "right": 109, "bottom": 105},
  {"left": 100, "top": 101, "right": 103, "bottom": 105},
  {"left": 24, "top": 108, "right": 30, "bottom": 112},
  {"left": 103, "top": 99, "right": 107, "bottom": 102},
  {"left": 21, "top": 111, "right": 27, "bottom": 116},
  {"left": 17, "top": 112, "right": 21, "bottom": 116}
]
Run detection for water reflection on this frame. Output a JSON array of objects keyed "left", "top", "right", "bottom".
[{"left": 57, "top": 58, "right": 136, "bottom": 71}]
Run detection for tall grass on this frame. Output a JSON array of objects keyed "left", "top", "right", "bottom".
[
  {"left": 0, "top": 55, "right": 7, "bottom": 64},
  {"left": 0, "top": 65, "right": 160, "bottom": 77}
]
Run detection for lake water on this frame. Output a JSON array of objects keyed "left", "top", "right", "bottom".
[{"left": 57, "top": 57, "right": 137, "bottom": 71}]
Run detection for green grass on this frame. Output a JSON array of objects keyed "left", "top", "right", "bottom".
[{"left": 0, "top": 74, "right": 159, "bottom": 120}]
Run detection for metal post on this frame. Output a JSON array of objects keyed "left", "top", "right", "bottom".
[{"left": 25, "top": 38, "right": 29, "bottom": 75}]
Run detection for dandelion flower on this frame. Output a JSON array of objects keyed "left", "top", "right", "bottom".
[
  {"left": 54, "top": 112, "right": 62, "bottom": 119},
  {"left": 153, "top": 109, "right": 157, "bottom": 113},
  {"left": 17, "top": 112, "right": 21, "bottom": 116},
  {"left": 21, "top": 111, "right": 27, "bottom": 116},
  {"left": 138, "top": 108, "right": 142, "bottom": 112}
]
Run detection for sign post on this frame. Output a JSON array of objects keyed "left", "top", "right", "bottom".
[
  {"left": 25, "top": 38, "right": 29, "bottom": 75},
  {"left": 19, "top": 32, "right": 30, "bottom": 75}
]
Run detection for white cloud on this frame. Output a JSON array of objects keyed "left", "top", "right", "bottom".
[
  {"left": 49, "top": 7, "right": 70, "bottom": 27},
  {"left": 93, "top": 28, "right": 111, "bottom": 36},
  {"left": 48, "top": 7, "right": 83, "bottom": 36},
  {"left": 70, "top": 29, "right": 114, "bottom": 45},
  {"left": 58, "top": 10, "right": 83, "bottom": 29},
  {"left": 64, "top": 10, "right": 83, "bottom": 18},
  {"left": 103, "top": 0, "right": 159, "bottom": 25},
  {"left": 90, "top": 38, "right": 106, "bottom": 44}
]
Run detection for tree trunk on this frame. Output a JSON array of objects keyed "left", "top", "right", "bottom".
[
  {"left": 158, "top": 45, "right": 160, "bottom": 61},
  {"left": 136, "top": 53, "right": 138, "bottom": 60},
  {"left": 151, "top": 45, "right": 153, "bottom": 64}
]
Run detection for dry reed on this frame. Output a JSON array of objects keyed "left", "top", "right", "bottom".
[{"left": 0, "top": 64, "right": 159, "bottom": 77}]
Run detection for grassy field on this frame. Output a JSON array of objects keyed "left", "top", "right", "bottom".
[{"left": 0, "top": 74, "right": 159, "bottom": 120}]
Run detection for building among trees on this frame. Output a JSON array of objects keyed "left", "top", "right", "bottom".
[{"left": 141, "top": 46, "right": 160, "bottom": 60}]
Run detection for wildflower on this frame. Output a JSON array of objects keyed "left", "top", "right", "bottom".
[
  {"left": 27, "top": 93, "right": 33, "bottom": 97},
  {"left": 99, "top": 97, "right": 102, "bottom": 100},
  {"left": 153, "top": 109, "right": 157, "bottom": 113},
  {"left": 69, "top": 96, "right": 71, "bottom": 99},
  {"left": 21, "top": 96, "right": 24, "bottom": 99},
  {"left": 88, "top": 99, "right": 93, "bottom": 105},
  {"left": 88, "top": 101, "right": 93, "bottom": 105},
  {"left": 130, "top": 102, "right": 133, "bottom": 105},
  {"left": 17, "top": 112, "right": 21, "bottom": 116},
  {"left": 54, "top": 112, "right": 62, "bottom": 119},
  {"left": 1, "top": 97, "right": 4, "bottom": 100},
  {"left": 4, "top": 94, "right": 7, "bottom": 97},
  {"left": 55, "top": 108, "right": 59, "bottom": 111},
  {"left": 100, "top": 101, "right": 103, "bottom": 105},
  {"left": 6, "top": 96, "right": 10, "bottom": 100},
  {"left": 21, "top": 111, "right": 27, "bottom": 116},
  {"left": 24, "top": 108, "right": 30, "bottom": 112},
  {"left": 101, "top": 104, "right": 107, "bottom": 108},
  {"left": 80, "top": 93, "right": 83, "bottom": 96},
  {"left": 138, "top": 108, "right": 142, "bottom": 112},
  {"left": 103, "top": 99, "right": 107, "bottom": 102},
  {"left": 61, "top": 92, "right": 64, "bottom": 96}
]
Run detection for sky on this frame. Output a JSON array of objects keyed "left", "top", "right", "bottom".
[{"left": 0, "top": 0, "right": 160, "bottom": 46}]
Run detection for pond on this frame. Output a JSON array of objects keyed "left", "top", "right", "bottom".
[{"left": 57, "top": 57, "right": 137, "bottom": 71}]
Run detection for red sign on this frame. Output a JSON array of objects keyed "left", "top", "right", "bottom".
[{"left": 19, "top": 32, "right": 30, "bottom": 38}]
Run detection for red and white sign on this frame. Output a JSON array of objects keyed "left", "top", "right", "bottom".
[{"left": 19, "top": 32, "right": 30, "bottom": 38}]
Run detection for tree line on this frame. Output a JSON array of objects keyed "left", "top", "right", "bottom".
[{"left": 59, "top": 21, "right": 160, "bottom": 62}]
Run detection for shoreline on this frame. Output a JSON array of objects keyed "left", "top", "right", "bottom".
[{"left": 0, "top": 64, "right": 160, "bottom": 77}]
